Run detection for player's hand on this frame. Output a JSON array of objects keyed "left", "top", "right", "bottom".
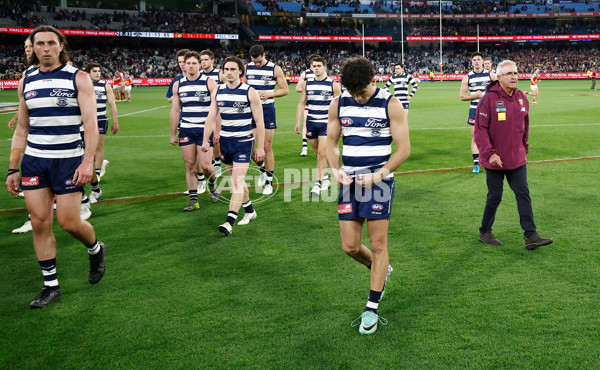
[
  {"left": 6, "top": 173, "right": 20, "bottom": 195},
  {"left": 407, "top": 96, "right": 412, "bottom": 101},
  {"left": 475, "top": 91, "right": 484, "bottom": 99},
  {"left": 170, "top": 135, "right": 178, "bottom": 146},
  {"left": 213, "top": 131, "right": 220, "bottom": 145},
  {"left": 294, "top": 122, "right": 301, "bottom": 134},
  {"left": 332, "top": 168, "right": 353, "bottom": 186},
  {"left": 8, "top": 118, "right": 16, "bottom": 131},
  {"left": 254, "top": 147, "right": 265, "bottom": 163},
  {"left": 201, "top": 142, "right": 210, "bottom": 153},
  {"left": 111, "top": 122, "right": 119, "bottom": 134},
  {"left": 258, "top": 91, "right": 269, "bottom": 101},
  {"left": 73, "top": 162, "right": 93, "bottom": 186},
  {"left": 489, "top": 154, "right": 503, "bottom": 168},
  {"left": 356, "top": 169, "right": 388, "bottom": 188}
]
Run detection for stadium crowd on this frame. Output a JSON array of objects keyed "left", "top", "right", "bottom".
[
  {"left": 1, "top": 43, "right": 598, "bottom": 81},
  {"left": 0, "top": 1, "right": 236, "bottom": 34},
  {"left": 252, "top": 18, "right": 600, "bottom": 38},
  {"left": 254, "top": 0, "right": 600, "bottom": 15}
]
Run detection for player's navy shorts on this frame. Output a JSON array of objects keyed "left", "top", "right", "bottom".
[
  {"left": 306, "top": 121, "right": 327, "bottom": 139},
  {"left": 179, "top": 127, "right": 212, "bottom": 147},
  {"left": 20, "top": 154, "right": 84, "bottom": 195},
  {"left": 468, "top": 107, "right": 477, "bottom": 126},
  {"left": 338, "top": 177, "right": 395, "bottom": 221},
  {"left": 263, "top": 105, "right": 277, "bottom": 129},
  {"left": 98, "top": 119, "right": 108, "bottom": 135},
  {"left": 220, "top": 137, "right": 254, "bottom": 164}
]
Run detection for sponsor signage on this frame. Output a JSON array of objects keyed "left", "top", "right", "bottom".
[
  {"left": 1, "top": 73, "right": 590, "bottom": 89},
  {"left": 407, "top": 34, "right": 600, "bottom": 41},
  {"left": 258, "top": 35, "right": 392, "bottom": 41},
  {"left": 0, "top": 27, "right": 237, "bottom": 40}
]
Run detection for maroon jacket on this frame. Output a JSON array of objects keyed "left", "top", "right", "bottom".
[{"left": 474, "top": 80, "right": 529, "bottom": 170}]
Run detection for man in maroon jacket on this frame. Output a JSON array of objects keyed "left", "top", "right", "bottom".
[{"left": 474, "top": 60, "right": 553, "bottom": 250}]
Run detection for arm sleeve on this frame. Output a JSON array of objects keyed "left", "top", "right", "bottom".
[
  {"left": 474, "top": 94, "right": 495, "bottom": 161},
  {"left": 384, "top": 79, "right": 392, "bottom": 91},
  {"left": 523, "top": 106, "right": 530, "bottom": 154}
]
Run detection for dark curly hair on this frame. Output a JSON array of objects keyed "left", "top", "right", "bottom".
[{"left": 340, "top": 57, "right": 375, "bottom": 96}]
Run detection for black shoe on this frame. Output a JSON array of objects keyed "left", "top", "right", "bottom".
[
  {"left": 30, "top": 285, "right": 62, "bottom": 309},
  {"left": 89, "top": 242, "right": 106, "bottom": 284},
  {"left": 525, "top": 232, "right": 553, "bottom": 250},
  {"left": 479, "top": 232, "right": 503, "bottom": 246}
]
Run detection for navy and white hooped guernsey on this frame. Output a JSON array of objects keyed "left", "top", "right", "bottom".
[
  {"left": 216, "top": 82, "right": 254, "bottom": 142},
  {"left": 178, "top": 74, "right": 211, "bottom": 129},
  {"left": 23, "top": 64, "right": 83, "bottom": 159},
  {"left": 384, "top": 73, "right": 418, "bottom": 103},
  {"left": 246, "top": 61, "right": 276, "bottom": 108},
  {"left": 304, "top": 68, "right": 314, "bottom": 80},
  {"left": 93, "top": 80, "right": 108, "bottom": 124},
  {"left": 337, "top": 88, "right": 393, "bottom": 177},
  {"left": 306, "top": 77, "right": 334, "bottom": 125},
  {"left": 467, "top": 69, "right": 492, "bottom": 110},
  {"left": 203, "top": 67, "right": 221, "bottom": 83}
]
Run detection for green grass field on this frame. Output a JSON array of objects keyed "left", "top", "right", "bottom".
[{"left": 1, "top": 80, "right": 599, "bottom": 368}]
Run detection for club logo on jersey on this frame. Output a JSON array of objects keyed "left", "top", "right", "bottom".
[
  {"left": 365, "top": 118, "right": 386, "bottom": 128},
  {"left": 217, "top": 101, "right": 225, "bottom": 107},
  {"left": 519, "top": 99, "right": 524, "bottom": 106},
  {"left": 371, "top": 129, "right": 381, "bottom": 137},
  {"left": 340, "top": 118, "right": 353, "bottom": 126},
  {"left": 25, "top": 91, "right": 37, "bottom": 99},
  {"left": 338, "top": 203, "right": 353, "bottom": 214},
  {"left": 21, "top": 176, "right": 39, "bottom": 186},
  {"left": 56, "top": 97, "right": 69, "bottom": 107},
  {"left": 180, "top": 136, "right": 189, "bottom": 143},
  {"left": 65, "top": 179, "right": 76, "bottom": 186}
]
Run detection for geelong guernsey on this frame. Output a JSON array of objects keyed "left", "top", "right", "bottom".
[
  {"left": 384, "top": 73, "right": 418, "bottom": 103},
  {"left": 23, "top": 64, "right": 83, "bottom": 159},
  {"left": 306, "top": 76, "right": 334, "bottom": 126},
  {"left": 338, "top": 88, "right": 393, "bottom": 177},
  {"left": 467, "top": 69, "right": 492, "bottom": 110},
  {"left": 178, "top": 74, "right": 211, "bottom": 129},
  {"left": 203, "top": 67, "right": 221, "bottom": 83},
  {"left": 93, "top": 80, "right": 108, "bottom": 124},
  {"left": 246, "top": 61, "right": 276, "bottom": 108},
  {"left": 216, "top": 82, "right": 254, "bottom": 142}
]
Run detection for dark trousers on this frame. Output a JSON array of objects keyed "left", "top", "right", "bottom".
[
  {"left": 480, "top": 164, "right": 536, "bottom": 237},
  {"left": 591, "top": 78, "right": 596, "bottom": 90}
]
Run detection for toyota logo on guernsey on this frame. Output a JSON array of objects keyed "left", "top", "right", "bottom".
[{"left": 341, "top": 118, "right": 353, "bottom": 126}]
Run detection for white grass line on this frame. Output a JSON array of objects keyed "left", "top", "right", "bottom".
[
  {"left": 117, "top": 105, "right": 170, "bottom": 117},
  {"left": 2, "top": 155, "right": 598, "bottom": 213}
]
